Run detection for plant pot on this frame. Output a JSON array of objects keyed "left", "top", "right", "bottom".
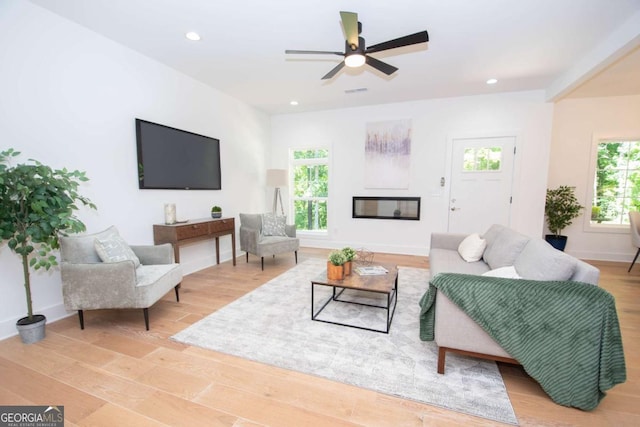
[
  {"left": 211, "top": 212, "right": 222, "bottom": 219},
  {"left": 327, "top": 262, "right": 344, "bottom": 280},
  {"left": 344, "top": 260, "right": 352, "bottom": 276},
  {"left": 545, "top": 234, "right": 568, "bottom": 252},
  {"left": 16, "top": 314, "right": 46, "bottom": 344}
]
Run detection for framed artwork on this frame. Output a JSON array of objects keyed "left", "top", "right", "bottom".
[{"left": 364, "top": 119, "right": 412, "bottom": 189}]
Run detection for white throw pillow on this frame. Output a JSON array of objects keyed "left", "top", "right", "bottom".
[
  {"left": 482, "top": 266, "right": 522, "bottom": 279},
  {"left": 457, "top": 233, "right": 487, "bottom": 262}
]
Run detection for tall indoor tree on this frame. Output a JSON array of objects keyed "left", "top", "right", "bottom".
[{"left": 0, "top": 148, "right": 96, "bottom": 343}]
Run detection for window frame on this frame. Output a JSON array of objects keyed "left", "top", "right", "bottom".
[
  {"left": 289, "top": 147, "right": 330, "bottom": 237},
  {"left": 583, "top": 134, "right": 640, "bottom": 234}
]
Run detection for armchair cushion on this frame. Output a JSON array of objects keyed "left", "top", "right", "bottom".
[{"left": 94, "top": 227, "right": 141, "bottom": 268}]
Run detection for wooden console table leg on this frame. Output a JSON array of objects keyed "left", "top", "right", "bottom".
[
  {"left": 215, "top": 237, "right": 220, "bottom": 264},
  {"left": 173, "top": 244, "right": 180, "bottom": 264},
  {"left": 231, "top": 230, "right": 236, "bottom": 266}
]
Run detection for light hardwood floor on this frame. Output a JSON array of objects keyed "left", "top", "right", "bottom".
[{"left": 0, "top": 248, "right": 638, "bottom": 426}]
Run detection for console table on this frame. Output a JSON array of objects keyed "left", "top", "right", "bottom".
[{"left": 153, "top": 217, "right": 236, "bottom": 266}]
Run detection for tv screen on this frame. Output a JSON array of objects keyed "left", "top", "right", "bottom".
[{"left": 135, "top": 119, "right": 221, "bottom": 190}]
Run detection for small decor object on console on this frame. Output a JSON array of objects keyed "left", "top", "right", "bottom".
[
  {"left": 211, "top": 205, "right": 222, "bottom": 219},
  {"left": 164, "top": 203, "right": 177, "bottom": 224}
]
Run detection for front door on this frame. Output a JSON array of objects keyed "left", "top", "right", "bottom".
[{"left": 447, "top": 136, "right": 516, "bottom": 234}]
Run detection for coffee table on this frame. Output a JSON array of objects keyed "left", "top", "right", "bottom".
[{"left": 311, "top": 263, "right": 398, "bottom": 333}]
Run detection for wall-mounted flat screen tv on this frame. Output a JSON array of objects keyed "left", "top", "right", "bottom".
[{"left": 136, "top": 118, "right": 221, "bottom": 190}]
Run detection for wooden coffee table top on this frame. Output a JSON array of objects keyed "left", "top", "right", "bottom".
[{"left": 311, "top": 263, "right": 398, "bottom": 293}]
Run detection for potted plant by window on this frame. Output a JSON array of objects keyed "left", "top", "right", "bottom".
[
  {"left": 341, "top": 247, "right": 356, "bottom": 275},
  {"left": 0, "top": 148, "right": 96, "bottom": 343},
  {"left": 327, "top": 250, "right": 346, "bottom": 280},
  {"left": 211, "top": 205, "right": 222, "bottom": 219},
  {"left": 544, "top": 185, "right": 583, "bottom": 251}
]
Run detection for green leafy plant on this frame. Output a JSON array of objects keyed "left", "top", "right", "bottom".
[
  {"left": 0, "top": 148, "right": 96, "bottom": 323},
  {"left": 341, "top": 247, "right": 356, "bottom": 262},
  {"left": 211, "top": 205, "right": 222, "bottom": 213},
  {"left": 328, "top": 250, "right": 346, "bottom": 266},
  {"left": 545, "top": 186, "right": 583, "bottom": 236}
]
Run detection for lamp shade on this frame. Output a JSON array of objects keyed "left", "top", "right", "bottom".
[{"left": 266, "top": 169, "right": 288, "bottom": 187}]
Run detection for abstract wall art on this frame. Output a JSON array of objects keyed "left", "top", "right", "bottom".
[{"left": 364, "top": 119, "right": 412, "bottom": 189}]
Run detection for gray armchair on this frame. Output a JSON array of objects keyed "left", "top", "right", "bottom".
[
  {"left": 59, "top": 226, "right": 183, "bottom": 330},
  {"left": 239, "top": 213, "right": 299, "bottom": 270}
]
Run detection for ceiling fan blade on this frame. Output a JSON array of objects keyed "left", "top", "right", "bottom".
[
  {"left": 365, "top": 31, "right": 429, "bottom": 54},
  {"left": 340, "top": 11, "right": 359, "bottom": 48},
  {"left": 285, "top": 49, "right": 344, "bottom": 56},
  {"left": 365, "top": 55, "right": 398, "bottom": 76},
  {"left": 321, "top": 61, "right": 346, "bottom": 80}
]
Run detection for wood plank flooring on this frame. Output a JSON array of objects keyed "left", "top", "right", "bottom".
[{"left": 0, "top": 248, "right": 638, "bottom": 426}]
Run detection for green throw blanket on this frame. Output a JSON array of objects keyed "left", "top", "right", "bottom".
[{"left": 419, "top": 273, "right": 626, "bottom": 410}]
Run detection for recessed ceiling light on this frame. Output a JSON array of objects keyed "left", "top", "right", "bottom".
[
  {"left": 486, "top": 78, "right": 498, "bottom": 85},
  {"left": 185, "top": 32, "right": 201, "bottom": 41},
  {"left": 290, "top": 101, "right": 299, "bottom": 106}
]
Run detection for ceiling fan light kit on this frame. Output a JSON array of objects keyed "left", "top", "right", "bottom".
[
  {"left": 345, "top": 53, "right": 366, "bottom": 68},
  {"left": 285, "top": 11, "right": 429, "bottom": 80}
]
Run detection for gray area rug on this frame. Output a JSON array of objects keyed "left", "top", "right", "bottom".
[{"left": 172, "top": 259, "right": 518, "bottom": 425}]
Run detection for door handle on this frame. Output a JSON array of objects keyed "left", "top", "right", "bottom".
[{"left": 450, "top": 207, "right": 460, "bottom": 211}]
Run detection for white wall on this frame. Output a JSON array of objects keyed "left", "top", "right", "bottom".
[
  {"left": 0, "top": 2, "right": 270, "bottom": 339},
  {"left": 271, "top": 91, "right": 554, "bottom": 254},
  {"left": 548, "top": 95, "right": 640, "bottom": 261}
]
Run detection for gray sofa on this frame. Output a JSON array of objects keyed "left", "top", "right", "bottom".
[{"left": 429, "top": 224, "right": 599, "bottom": 373}]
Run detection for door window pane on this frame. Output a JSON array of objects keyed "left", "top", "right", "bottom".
[{"left": 463, "top": 147, "right": 502, "bottom": 171}]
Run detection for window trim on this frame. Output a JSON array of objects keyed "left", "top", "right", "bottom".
[
  {"left": 289, "top": 147, "right": 330, "bottom": 236},
  {"left": 583, "top": 134, "right": 639, "bottom": 234}
]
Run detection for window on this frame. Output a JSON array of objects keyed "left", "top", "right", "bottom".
[
  {"left": 290, "top": 149, "right": 329, "bottom": 233},
  {"left": 462, "top": 146, "right": 502, "bottom": 171},
  {"left": 590, "top": 139, "right": 640, "bottom": 226}
]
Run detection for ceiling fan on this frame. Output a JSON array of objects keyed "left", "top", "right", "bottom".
[{"left": 285, "top": 11, "right": 429, "bottom": 80}]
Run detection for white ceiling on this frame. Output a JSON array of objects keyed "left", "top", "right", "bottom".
[{"left": 28, "top": 0, "right": 640, "bottom": 114}]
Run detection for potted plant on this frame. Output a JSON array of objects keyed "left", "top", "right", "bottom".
[
  {"left": 0, "top": 148, "right": 96, "bottom": 343},
  {"left": 342, "top": 247, "right": 356, "bottom": 275},
  {"left": 327, "top": 250, "right": 346, "bottom": 280},
  {"left": 211, "top": 205, "right": 222, "bottom": 219},
  {"left": 544, "top": 185, "right": 583, "bottom": 251}
]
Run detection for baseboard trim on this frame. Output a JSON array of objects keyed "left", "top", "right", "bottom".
[{"left": 0, "top": 303, "right": 73, "bottom": 342}]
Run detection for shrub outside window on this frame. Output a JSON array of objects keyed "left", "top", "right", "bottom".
[
  {"left": 590, "top": 139, "right": 640, "bottom": 226},
  {"left": 291, "top": 149, "right": 329, "bottom": 233}
]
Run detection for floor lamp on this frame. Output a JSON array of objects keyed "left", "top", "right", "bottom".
[{"left": 266, "top": 169, "right": 288, "bottom": 216}]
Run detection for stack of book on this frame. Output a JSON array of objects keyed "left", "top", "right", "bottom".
[{"left": 354, "top": 265, "right": 388, "bottom": 275}]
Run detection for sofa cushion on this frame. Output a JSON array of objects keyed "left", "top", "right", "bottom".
[
  {"left": 482, "top": 266, "right": 522, "bottom": 279},
  {"left": 429, "top": 248, "right": 491, "bottom": 277},
  {"left": 94, "top": 228, "right": 141, "bottom": 268},
  {"left": 514, "top": 239, "right": 577, "bottom": 281},
  {"left": 457, "top": 233, "right": 487, "bottom": 262},
  {"left": 261, "top": 213, "right": 287, "bottom": 236},
  {"left": 482, "top": 226, "right": 530, "bottom": 270}
]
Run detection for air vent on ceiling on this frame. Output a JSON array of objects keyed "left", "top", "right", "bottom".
[{"left": 345, "top": 88, "right": 368, "bottom": 94}]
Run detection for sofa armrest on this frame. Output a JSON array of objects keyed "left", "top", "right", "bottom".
[
  {"left": 430, "top": 232, "right": 468, "bottom": 251},
  {"left": 285, "top": 224, "right": 297, "bottom": 238},
  {"left": 572, "top": 259, "right": 600, "bottom": 285},
  {"left": 131, "top": 244, "right": 174, "bottom": 264},
  {"left": 61, "top": 261, "right": 138, "bottom": 310}
]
